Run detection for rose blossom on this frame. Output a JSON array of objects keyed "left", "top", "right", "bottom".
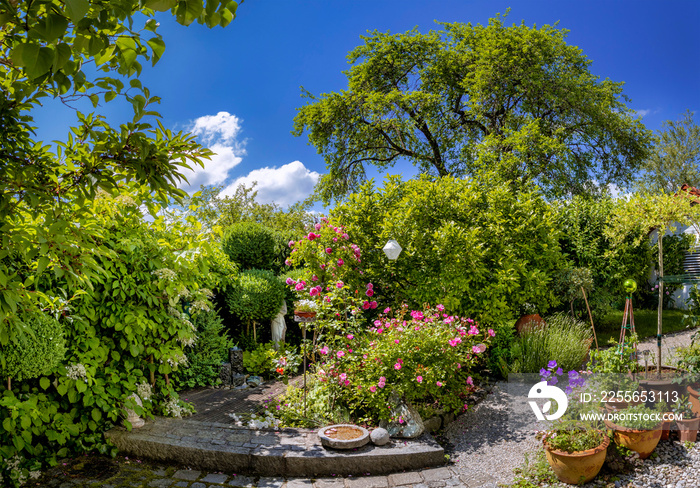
[{"left": 416, "top": 376, "right": 423, "bottom": 383}]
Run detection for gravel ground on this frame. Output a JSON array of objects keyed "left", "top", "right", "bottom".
[{"left": 636, "top": 327, "right": 698, "bottom": 366}]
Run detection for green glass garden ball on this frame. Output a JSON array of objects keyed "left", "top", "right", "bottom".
[{"left": 623, "top": 278, "right": 637, "bottom": 294}]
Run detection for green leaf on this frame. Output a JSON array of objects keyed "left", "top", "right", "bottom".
[
  {"left": 56, "top": 383, "right": 68, "bottom": 396},
  {"left": 176, "top": 0, "right": 204, "bottom": 26},
  {"left": 40, "top": 377, "right": 51, "bottom": 390},
  {"left": 36, "top": 256, "right": 50, "bottom": 276},
  {"left": 145, "top": 0, "right": 178, "bottom": 12},
  {"left": 35, "top": 14, "right": 69, "bottom": 43},
  {"left": 91, "top": 408, "right": 102, "bottom": 422},
  {"left": 76, "top": 381, "right": 87, "bottom": 393},
  {"left": 147, "top": 38, "right": 166, "bottom": 66},
  {"left": 53, "top": 43, "right": 72, "bottom": 73},
  {"left": 64, "top": 0, "right": 90, "bottom": 24},
  {"left": 24, "top": 46, "right": 55, "bottom": 79},
  {"left": 89, "top": 93, "right": 99, "bottom": 107}
]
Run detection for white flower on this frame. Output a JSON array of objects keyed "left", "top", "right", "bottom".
[
  {"left": 66, "top": 363, "right": 87, "bottom": 381},
  {"left": 136, "top": 382, "right": 152, "bottom": 401}
]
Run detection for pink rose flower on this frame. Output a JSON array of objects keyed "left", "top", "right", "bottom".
[
  {"left": 312, "top": 275, "right": 318, "bottom": 281},
  {"left": 315, "top": 223, "right": 322, "bottom": 230},
  {"left": 295, "top": 283, "right": 305, "bottom": 291},
  {"left": 416, "top": 376, "right": 423, "bottom": 383},
  {"left": 366, "top": 283, "right": 373, "bottom": 290},
  {"left": 448, "top": 338, "right": 461, "bottom": 347},
  {"left": 384, "top": 307, "right": 391, "bottom": 314},
  {"left": 288, "top": 240, "right": 295, "bottom": 248},
  {"left": 336, "top": 351, "right": 345, "bottom": 358},
  {"left": 336, "top": 281, "right": 344, "bottom": 289},
  {"left": 366, "top": 289, "right": 374, "bottom": 297},
  {"left": 285, "top": 259, "right": 292, "bottom": 266},
  {"left": 362, "top": 301, "right": 371, "bottom": 310},
  {"left": 488, "top": 328, "right": 496, "bottom": 337},
  {"left": 285, "top": 278, "right": 295, "bottom": 285},
  {"left": 369, "top": 386, "right": 377, "bottom": 393},
  {"left": 436, "top": 381, "right": 443, "bottom": 387},
  {"left": 319, "top": 345, "right": 329, "bottom": 355},
  {"left": 339, "top": 373, "right": 347, "bottom": 382},
  {"left": 394, "top": 363, "right": 401, "bottom": 370},
  {"left": 310, "top": 287, "right": 320, "bottom": 297},
  {"left": 436, "top": 304, "right": 445, "bottom": 311},
  {"left": 472, "top": 344, "right": 486, "bottom": 354},
  {"left": 394, "top": 339, "right": 400, "bottom": 344},
  {"left": 337, "top": 258, "right": 344, "bottom": 266},
  {"left": 325, "top": 247, "right": 333, "bottom": 254},
  {"left": 466, "top": 376, "right": 474, "bottom": 386},
  {"left": 370, "top": 301, "right": 377, "bottom": 309}
]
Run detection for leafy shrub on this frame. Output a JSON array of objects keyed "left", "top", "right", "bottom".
[
  {"left": 510, "top": 313, "right": 592, "bottom": 373},
  {"left": 222, "top": 222, "right": 277, "bottom": 271},
  {"left": 172, "top": 311, "right": 235, "bottom": 389},
  {"left": 242, "top": 342, "right": 301, "bottom": 379},
  {"left": 332, "top": 176, "right": 565, "bottom": 323},
  {"left": 225, "top": 269, "right": 286, "bottom": 331},
  {"left": 1, "top": 313, "right": 66, "bottom": 382},
  {"left": 553, "top": 196, "right": 652, "bottom": 317},
  {"left": 487, "top": 319, "right": 516, "bottom": 378},
  {"left": 312, "top": 304, "right": 495, "bottom": 423}
]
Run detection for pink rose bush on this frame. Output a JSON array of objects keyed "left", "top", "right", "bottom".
[{"left": 315, "top": 304, "right": 494, "bottom": 421}]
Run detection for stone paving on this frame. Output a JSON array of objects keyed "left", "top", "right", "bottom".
[{"left": 34, "top": 457, "right": 479, "bottom": 488}]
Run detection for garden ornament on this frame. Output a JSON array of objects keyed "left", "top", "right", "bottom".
[
  {"left": 623, "top": 278, "right": 637, "bottom": 294},
  {"left": 382, "top": 239, "right": 402, "bottom": 260},
  {"left": 271, "top": 299, "right": 288, "bottom": 349},
  {"left": 124, "top": 393, "right": 145, "bottom": 428}
]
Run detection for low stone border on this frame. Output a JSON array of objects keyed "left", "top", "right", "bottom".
[{"left": 106, "top": 417, "right": 445, "bottom": 477}]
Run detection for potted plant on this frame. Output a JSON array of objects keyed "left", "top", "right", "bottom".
[
  {"left": 672, "top": 395, "right": 700, "bottom": 442},
  {"left": 514, "top": 303, "right": 545, "bottom": 334},
  {"left": 603, "top": 404, "right": 663, "bottom": 459},
  {"left": 538, "top": 426, "right": 609, "bottom": 485},
  {"left": 293, "top": 299, "right": 318, "bottom": 320},
  {"left": 675, "top": 335, "right": 700, "bottom": 417}
]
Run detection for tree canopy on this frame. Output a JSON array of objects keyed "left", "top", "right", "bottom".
[
  {"left": 294, "top": 13, "right": 654, "bottom": 203},
  {"left": 635, "top": 110, "right": 700, "bottom": 194},
  {"left": 0, "top": 0, "right": 240, "bottom": 346}
]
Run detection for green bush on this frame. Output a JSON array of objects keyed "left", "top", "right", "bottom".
[
  {"left": 225, "top": 269, "right": 286, "bottom": 327},
  {"left": 0, "top": 313, "right": 66, "bottom": 382},
  {"left": 332, "top": 176, "right": 565, "bottom": 324},
  {"left": 487, "top": 319, "right": 516, "bottom": 378},
  {"left": 172, "top": 311, "right": 235, "bottom": 389},
  {"left": 510, "top": 313, "right": 592, "bottom": 373},
  {"left": 222, "top": 222, "right": 277, "bottom": 271}
]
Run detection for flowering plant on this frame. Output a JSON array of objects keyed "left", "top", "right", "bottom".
[
  {"left": 314, "top": 304, "right": 494, "bottom": 422},
  {"left": 293, "top": 299, "right": 318, "bottom": 313}
]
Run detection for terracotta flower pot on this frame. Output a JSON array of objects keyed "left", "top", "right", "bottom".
[
  {"left": 515, "top": 314, "right": 545, "bottom": 335},
  {"left": 676, "top": 417, "right": 700, "bottom": 443},
  {"left": 544, "top": 434, "right": 609, "bottom": 485},
  {"left": 660, "top": 415, "right": 673, "bottom": 441},
  {"left": 604, "top": 419, "right": 662, "bottom": 459},
  {"left": 636, "top": 366, "right": 686, "bottom": 402},
  {"left": 605, "top": 397, "right": 643, "bottom": 413},
  {"left": 688, "top": 384, "right": 700, "bottom": 418},
  {"left": 294, "top": 310, "right": 317, "bottom": 319}
]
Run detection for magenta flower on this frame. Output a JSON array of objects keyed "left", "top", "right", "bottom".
[
  {"left": 285, "top": 259, "right": 292, "bottom": 266},
  {"left": 315, "top": 223, "right": 322, "bottom": 230},
  {"left": 285, "top": 277, "right": 295, "bottom": 285},
  {"left": 324, "top": 296, "right": 331, "bottom": 303},
  {"left": 369, "top": 386, "right": 377, "bottom": 393},
  {"left": 373, "top": 319, "right": 382, "bottom": 326},
  {"left": 436, "top": 381, "right": 443, "bottom": 387},
  {"left": 370, "top": 301, "right": 378, "bottom": 309},
  {"left": 468, "top": 325, "right": 479, "bottom": 335},
  {"left": 310, "top": 287, "right": 320, "bottom": 297},
  {"left": 342, "top": 233, "right": 349, "bottom": 240},
  {"left": 466, "top": 376, "right": 474, "bottom": 386},
  {"left": 365, "top": 289, "right": 374, "bottom": 297},
  {"left": 472, "top": 344, "right": 486, "bottom": 354},
  {"left": 337, "top": 258, "right": 344, "bottom": 266},
  {"left": 312, "top": 275, "right": 318, "bottom": 281},
  {"left": 384, "top": 307, "right": 391, "bottom": 314},
  {"left": 366, "top": 283, "right": 373, "bottom": 290},
  {"left": 394, "top": 339, "right": 400, "bottom": 344},
  {"left": 336, "top": 351, "right": 345, "bottom": 358},
  {"left": 307, "top": 232, "right": 317, "bottom": 241},
  {"left": 295, "top": 283, "right": 305, "bottom": 291},
  {"left": 325, "top": 247, "right": 333, "bottom": 254},
  {"left": 378, "top": 376, "right": 386, "bottom": 388},
  {"left": 456, "top": 363, "right": 461, "bottom": 369},
  {"left": 347, "top": 334, "right": 354, "bottom": 340},
  {"left": 394, "top": 363, "right": 401, "bottom": 370},
  {"left": 416, "top": 376, "right": 423, "bottom": 383},
  {"left": 436, "top": 304, "right": 445, "bottom": 311},
  {"left": 336, "top": 281, "right": 344, "bottom": 289},
  {"left": 319, "top": 345, "right": 329, "bottom": 355},
  {"left": 288, "top": 240, "right": 295, "bottom": 248},
  {"left": 339, "top": 373, "right": 347, "bottom": 382},
  {"left": 377, "top": 328, "right": 384, "bottom": 334},
  {"left": 362, "top": 301, "right": 371, "bottom": 310},
  {"left": 488, "top": 328, "right": 496, "bottom": 337}
]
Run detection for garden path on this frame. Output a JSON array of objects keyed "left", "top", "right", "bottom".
[{"left": 634, "top": 326, "right": 697, "bottom": 366}]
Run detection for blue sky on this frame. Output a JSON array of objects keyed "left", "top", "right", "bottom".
[{"left": 34, "top": 0, "right": 700, "bottom": 207}]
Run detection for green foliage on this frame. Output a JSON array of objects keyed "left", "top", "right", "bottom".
[
  {"left": 487, "top": 320, "right": 516, "bottom": 378},
  {"left": 643, "top": 233, "right": 695, "bottom": 306},
  {"left": 588, "top": 335, "right": 640, "bottom": 374},
  {"left": 543, "top": 429, "right": 606, "bottom": 454},
  {"left": 172, "top": 310, "right": 235, "bottom": 389},
  {"left": 242, "top": 343, "right": 278, "bottom": 377},
  {"left": 0, "top": 312, "right": 66, "bottom": 382},
  {"left": 332, "top": 176, "right": 565, "bottom": 324},
  {"left": 636, "top": 110, "right": 700, "bottom": 195},
  {"left": 613, "top": 404, "right": 663, "bottom": 430},
  {"left": 225, "top": 269, "right": 286, "bottom": 323},
  {"left": 510, "top": 313, "right": 592, "bottom": 374},
  {"left": 275, "top": 377, "right": 348, "bottom": 428},
  {"left": 314, "top": 305, "right": 494, "bottom": 423},
  {"left": 554, "top": 196, "right": 653, "bottom": 320},
  {"left": 222, "top": 222, "right": 277, "bottom": 271},
  {"left": 294, "top": 13, "right": 653, "bottom": 203}
]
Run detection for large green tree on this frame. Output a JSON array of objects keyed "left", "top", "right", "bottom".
[
  {"left": 636, "top": 110, "right": 700, "bottom": 194},
  {"left": 0, "top": 0, "right": 239, "bottom": 346},
  {"left": 294, "top": 14, "right": 654, "bottom": 203}
]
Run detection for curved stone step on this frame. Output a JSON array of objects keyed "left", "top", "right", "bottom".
[{"left": 105, "top": 417, "right": 445, "bottom": 477}]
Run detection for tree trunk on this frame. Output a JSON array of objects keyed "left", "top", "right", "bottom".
[
  {"left": 6, "top": 377, "right": 10, "bottom": 391},
  {"left": 657, "top": 236, "right": 663, "bottom": 375}
]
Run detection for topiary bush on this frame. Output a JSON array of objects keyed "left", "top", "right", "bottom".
[
  {"left": 0, "top": 312, "right": 66, "bottom": 383},
  {"left": 225, "top": 269, "right": 286, "bottom": 335},
  {"left": 222, "top": 222, "right": 277, "bottom": 271}
]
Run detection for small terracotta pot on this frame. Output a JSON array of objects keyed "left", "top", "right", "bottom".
[
  {"left": 515, "top": 314, "right": 545, "bottom": 334},
  {"left": 544, "top": 434, "right": 609, "bottom": 485},
  {"left": 688, "top": 384, "right": 700, "bottom": 418},
  {"left": 604, "top": 419, "right": 662, "bottom": 459},
  {"left": 660, "top": 415, "right": 673, "bottom": 441},
  {"left": 294, "top": 310, "right": 317, "bottom": 319},
  {"left": 676, "top": 417, "right": 700, "bottom": 443}
]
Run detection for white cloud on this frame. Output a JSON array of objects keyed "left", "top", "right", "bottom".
[
  {"left": 635, "top": 109, "right": 658, "bottom": 118},
  {"left": 222, "top": 161, "right": 320, "bottom": 207},
  {"left": 180, "top": 112, "right": 246, "bottom": 191}
]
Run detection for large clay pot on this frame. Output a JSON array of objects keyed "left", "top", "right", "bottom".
[
  {"left": 688, "top": 384, "right": 700, "bottom": 418},
  {"left": 636, "top": 366, "right": 685, "bottom": 403},
  {"left": 660, "top": 414, "right": 673, "bottom": 440},
  {"left": 544, "top": 434, "right": 609, "bottom": 485},
  {"left": 515, "top": 314, "right": 545, "bottom": 334},
  {"left": 676, "top": 417, "right": 700, "bottom": 443},
  {"left": 604, "top": 419, "right": 662, "bottom": 459}
]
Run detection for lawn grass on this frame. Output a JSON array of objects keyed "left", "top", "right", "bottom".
[{"left": 594, "top": 308, "right": 690, "bottom": 346}]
